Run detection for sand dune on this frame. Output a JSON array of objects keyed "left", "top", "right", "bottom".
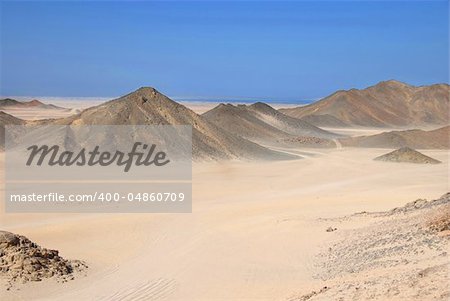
[{"left": 280, "top": 80, "right": 450, "bottom": 128}]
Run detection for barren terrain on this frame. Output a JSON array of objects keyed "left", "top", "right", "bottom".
[
  {"left": 0, "top": 99, "right": 448, "bottom": 300},
  {"left": 1, "top": 145, "right": 447, "bottom": 300}
]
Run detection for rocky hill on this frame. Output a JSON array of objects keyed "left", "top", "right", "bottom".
[
  {"left": 48, "top": 87, "right": 295, "bottom": 161},
  {"left": 280, "top": 80, "right": 450, "bottom": 128},
  {"left": 0, "top": 231, "right": 87, "bottom": 289},
  {"left": 374, "top": 147, "right": 441, "bottom": 164},
  {"left": 339, "top": 126, "right": 449, "bottom": 149},
  {"left": 202, "top": 102, "right": 338, "bottom": 143},
  {"left": 0, "top": 98, "right": 68, "bottom": 111}
]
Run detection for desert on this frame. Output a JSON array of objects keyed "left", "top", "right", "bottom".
[
  {"left": 0, "top": 146, "right": 448, "bottom": 300},
  {"left": 1, "top": 1, "right": 449, "bottom": 300},
  {"left": 0, "top": 82, "right": 449, "bottom": 300}
]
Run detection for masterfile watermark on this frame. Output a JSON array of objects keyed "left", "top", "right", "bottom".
[
  {"left": 26, "top": 142, "right": 170, "bottom": 172},
  {"left": 9, "top": 192, "right": 186, "bottom": 203},
  {"left": 4, "top": 125, "right": 192, "bottom": 213}
]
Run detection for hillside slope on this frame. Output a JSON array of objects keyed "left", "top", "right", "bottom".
[
  {"left": 48, "top": 87, "right": 295, "bottom": 160},
  {"left": 280, "top": 80, "right": 450, "bottom": 127},
  {"left": 203, "top": 102, "right": 338, "bottom": 142},
  {"left": 339, "top": 126, "right": 449, "bottom": 149},
  {"left": 374, "top": 147, "right": 441, "bottom": 164}
]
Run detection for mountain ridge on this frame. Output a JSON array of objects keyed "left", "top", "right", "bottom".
[
  {"left": 202, "top": 102, "right": 339, "bottom": 143},
  {"left": 339, "top": 126, "right": 450, "bottom": 149},
  {"left": 0, "top": 98, "right": 69, "bottom": 111},
  {"left": 47, "top": 87, "right": 296, "bottom": 161},
  {"left": 280, "top": 80, "right": 450, "bottom": 128}
]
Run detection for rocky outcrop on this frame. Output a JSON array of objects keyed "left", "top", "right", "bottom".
[{"left": 0, "top": 231, "right": 87, "bottom": 289}]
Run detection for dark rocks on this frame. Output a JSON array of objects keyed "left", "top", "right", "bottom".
[
  {"left": 0, "top": 230, "right": 87, "bottom": 289},
  {"left": 0, "top": 231, "right": 20, "bottom": 247},
  {"left": 326, "top": 227, "right": 337, "bottom": 232}
]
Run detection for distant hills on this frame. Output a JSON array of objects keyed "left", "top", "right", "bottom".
[
  {"left": 1, "top": 81, "right": 449, "bottom": 157},
  {"left": 280, "top": 80, "right": 450, "bottom": 128},
  {"left": 0, "top": 98, "right": 69, "bottom": 111},
  {"left": 339, "top": 126, "right": 449, "bottom": 149},
  {"left": 202, "top": 102, "right": 338, "bottom": 143}
]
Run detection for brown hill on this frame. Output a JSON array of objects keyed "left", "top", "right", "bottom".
[
  {"left": 0, "top": 98, "right": 68, "bottom": 110},
  {"left": 49, "top": 87, "right": 294, "bottom": 160},
  {"left": 339, "top": 126, "right": 449, "bottom": 149},
  {"left": 299, "top": 114, "right": 349, "bottom": 128},
  {"left": 0, "top": 111, "right": 26, "bottom": 149},
  {"left": 280, "top": 80, "right": 450, "bottom": 127},
  {"left": 374, "top": 147, "right": 441, "bottom": 164},
  {"left": 202, "top": 102, "right": 339, "bottom": 143},
  {"left": 0, "top": 111, "right": 26, "bottom": 125},
  {"left": 0, "top": 98, "right": 21, "bottom": 107}
]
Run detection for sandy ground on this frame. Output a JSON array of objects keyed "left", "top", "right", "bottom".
[
  {"left": 0, "top": 146, "right": 448, "bottom": 300},
  {"left": 0, "top": 108, "right": 78, "bottom": 120},
  {"left": 320, "top": 127, "right": 388, "bottom": 137},
  {"left": 288, "top": 194, "right": 449, "bottom": 301}
]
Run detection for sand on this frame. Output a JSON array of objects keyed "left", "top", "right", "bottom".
[
  {"left": 0, "top": 107, "right": 77, "bottom": 121},
  {"left": 289, "top": 193, "right": 449, "bottom": 300},
  {"left": 0, "top": 146, "right": 448, "bottom": 300}
]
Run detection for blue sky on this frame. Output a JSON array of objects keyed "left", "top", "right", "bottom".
[{"left": 1, "top": 1, "right": 448, "bottom": 101}]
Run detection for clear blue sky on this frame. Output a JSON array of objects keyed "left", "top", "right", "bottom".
[{"left": 1, "top": 1, "right": 448, "bottom": 101}]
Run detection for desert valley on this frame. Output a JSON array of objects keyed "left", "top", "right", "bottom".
[{"left": 0, "top": 80, "right": 448, "bottom": 300}]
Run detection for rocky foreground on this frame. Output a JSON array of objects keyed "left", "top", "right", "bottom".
[
  {"left": 289, "top": 193, "right": 450, "bottom": 301},
  {"left": 0, "top": 231, "right": 87, "bottom": 290}
]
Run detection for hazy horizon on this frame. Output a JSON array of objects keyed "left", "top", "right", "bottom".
[
  {"left": 1, "top": 94, "right": 313, "bottom": 105},
  {"left": 2, "top": 78, "right": 448, "bottom": 106}
]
